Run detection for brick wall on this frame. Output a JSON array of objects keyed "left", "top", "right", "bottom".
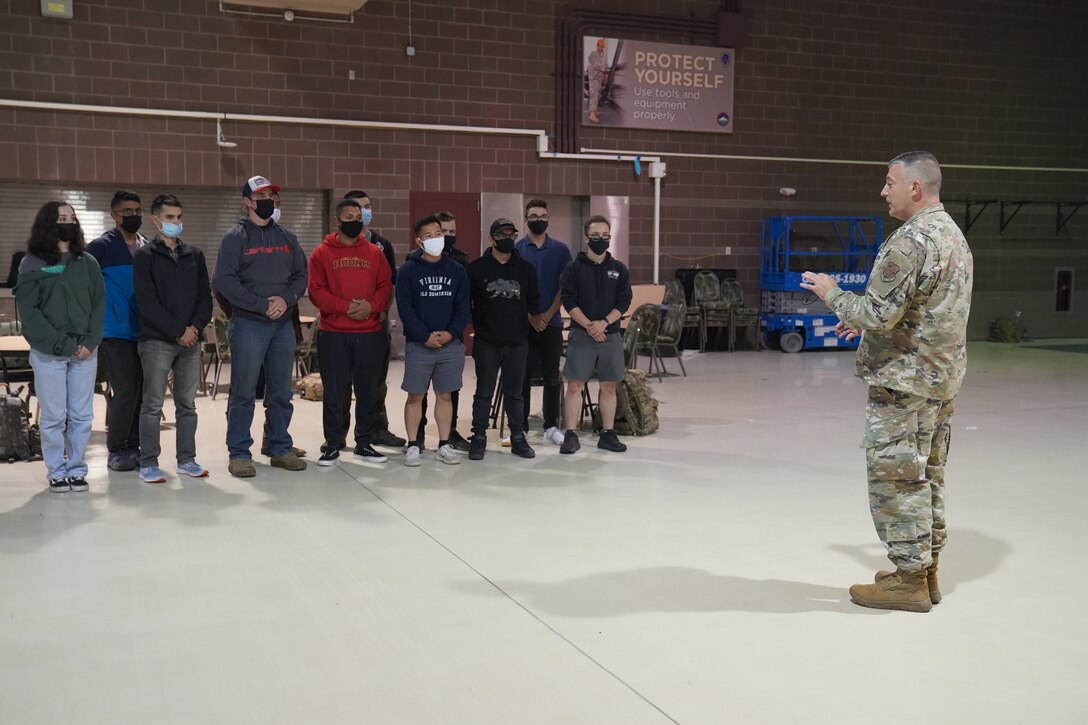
[{"left": 1, "top": 0, "right": 1085, "bottom": 337}]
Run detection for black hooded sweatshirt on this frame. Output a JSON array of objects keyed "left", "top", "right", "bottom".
[
  {"left": 468, "top": 247, "right": 540, "bottom": 346},
  {"left": 560, "top": 251, "right": 632, "bottom": 334}
]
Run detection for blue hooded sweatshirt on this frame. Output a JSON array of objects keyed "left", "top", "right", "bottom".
[{"left": 395, "top": 248, "right": 469, "bottom": 343}]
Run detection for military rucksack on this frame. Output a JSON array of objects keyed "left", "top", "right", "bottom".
[
  {"left": 614, "top": 369, "right": 660, "bottom": 436},
  {"left": 294, "top": 372, "right": 324, "bottom": 401},
  {"left": 0, "top": 383, "right": 39, "bottom": 462}
]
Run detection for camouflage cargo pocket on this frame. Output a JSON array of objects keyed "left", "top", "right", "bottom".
[{"left": 863, "top": 410, "right": 922, "bottom": 483}]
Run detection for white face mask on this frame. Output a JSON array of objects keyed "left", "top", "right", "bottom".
[
  {"left": 421, "top": 236, "right": 445, "bottom": 256},
  {"left": 271, "top": 208, "right": 282, "bottom": 223}
]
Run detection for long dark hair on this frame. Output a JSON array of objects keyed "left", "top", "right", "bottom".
[{"left": 27, "top": 200, "right": 85, "bottom": 265}]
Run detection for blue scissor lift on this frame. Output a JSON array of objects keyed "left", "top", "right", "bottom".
[{"left": 759, "top": 215, "right": 884, "bottom": 352}]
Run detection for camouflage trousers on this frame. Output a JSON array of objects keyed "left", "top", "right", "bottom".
[{"left": 863, "top": 385, "right": 955, "bottom": 573}]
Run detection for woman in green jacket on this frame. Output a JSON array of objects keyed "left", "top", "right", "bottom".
[{"left": 15, "top": 201, "right": 105, "bottom": 493}]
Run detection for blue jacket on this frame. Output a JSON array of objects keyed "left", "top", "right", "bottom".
[
  {"left": 395, "top": 249, "right": 469, "bottom": 343},
  {"left": 87, "top": 228, "right": 144, "bottom": 341}
]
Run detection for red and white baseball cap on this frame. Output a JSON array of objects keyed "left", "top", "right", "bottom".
[{"left": 242, "top": 175, "right": 281, "bottom": 197}]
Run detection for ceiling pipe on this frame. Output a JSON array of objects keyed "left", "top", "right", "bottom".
[{"left": 0, "top": 98, "right": 669, "bottom": 280}]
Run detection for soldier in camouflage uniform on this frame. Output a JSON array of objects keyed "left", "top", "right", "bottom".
[
  {"left": 801, "top": 150, "right": 973, "bottom": 613},
  {"left": 587, "top": 39, "right": 608, "bottom": 123}
]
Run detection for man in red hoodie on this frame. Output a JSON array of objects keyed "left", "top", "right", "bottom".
[{"left": 307, "top": 198, "right": 393, "bottom": 466}]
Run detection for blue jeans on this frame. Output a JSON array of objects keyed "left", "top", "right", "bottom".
[
  {"left": 138, "top": 339, "right": 202, "bottom": 468},
  {"left": 29, "top": 348, "right": 97, "bottom": 481},
  {"left": 226, "top": 315, "right": 296, "bottom": 460}
]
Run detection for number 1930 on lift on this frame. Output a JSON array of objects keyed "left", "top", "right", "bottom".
[{"left": 758, "top": 216, "right": 884, "bottom": 353}]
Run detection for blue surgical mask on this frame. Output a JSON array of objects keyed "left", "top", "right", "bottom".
[
  {"left": 271, "top": 208, "right": 282, "bottom": 224},
  {"left": 361, "top": 207, "right": 373, "bottom": 226},
  {"left": 161, "top": 221, "right": 183, "bottom": 238}
]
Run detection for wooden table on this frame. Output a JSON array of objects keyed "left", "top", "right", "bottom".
[
  {"left": 299, "top": 315, "right": 316, "bottom": 326},
  {"left": 0, "top": 336, "right": 30, "bottom": 353}
]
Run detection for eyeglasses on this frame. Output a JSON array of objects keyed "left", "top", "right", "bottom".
[
  {"left": 587, "top": 234, "right": 611, "bottom": 243},
  {"left": 527, "top": 214, "right": 549, "bottom": 222}
]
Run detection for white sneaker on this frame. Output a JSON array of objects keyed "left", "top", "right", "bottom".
[
  {"left": 501, "top": 436, "right": 512, "bottom": 448},
  {"left": 404, "top": 445, "right": 422, "bottom": 467},
  {"left": 436, "top": 444, "right": 461, "bottom": 465},
  {"left": 544, "top": 426, "right": 566, "bottom": 446}
]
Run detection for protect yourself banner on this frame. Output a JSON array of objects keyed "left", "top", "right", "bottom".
[{"left": 582, "top": 37, "right": 735, "bottom": 134}]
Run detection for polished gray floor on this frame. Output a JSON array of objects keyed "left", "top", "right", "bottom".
[{"left": 1, "top": 341, "right": 1085, "bottom": 724}]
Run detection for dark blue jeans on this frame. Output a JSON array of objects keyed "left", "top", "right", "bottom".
[{"left": 226, "top": 315, "right": 296, "bottom": 460}]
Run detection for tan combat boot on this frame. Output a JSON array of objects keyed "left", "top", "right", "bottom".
[
  {"left": 876, "top": 554, "right": 941, "bottom": 604},
  {"left": 850, "top": 570, "right": 932, "bottom": 612},
  {"left": 228, "top": 458, "right": 256, "bottom": 478},
  {"left": 270, "top": 453, "right": 307, "bottom": 471}
]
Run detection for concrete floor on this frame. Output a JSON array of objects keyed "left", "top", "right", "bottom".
[{"left": 1, "top": 341, "right": 1085, "bottom": 724}]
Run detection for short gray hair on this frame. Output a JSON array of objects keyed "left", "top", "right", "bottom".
[{"left": 889, "top": 150, "right": 942, "bottom": 194}]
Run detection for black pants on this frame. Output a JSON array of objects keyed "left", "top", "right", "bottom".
[
  {"left": 523, "top": 325, "right": 563, "bottom": 431},
  {"left": 472, "top": 339, "right": 528, "bottom": 437},
  {"left": 101, "top": 338, "right": 143, "bottom": 454},
  {"left": 417, "top": 389, "right": 460, "bottom": 444},
  {"left": 366, "top": 320, "right": 393, "bottom": 436},
  {"left": 318, "top": 330, "right": 388, "bottom": 448}
]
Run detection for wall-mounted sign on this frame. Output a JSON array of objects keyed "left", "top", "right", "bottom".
[{"left": 582, "top": 37, "right": 735, "bottom": 134}]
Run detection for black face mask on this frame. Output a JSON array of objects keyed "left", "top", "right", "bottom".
[
  {"left": 339, "top": 220, "right": 364, "bottom": 239},
  {"left": 588, "top": 238, "right": 610, "bottom": 255},
  {"left": 120, "top": 215, "right": 142, "bottom": 234},
  {"left": 253, "top": 198, "right": 276, "bottom": 220},
  {"left": 527, "top": 219, "right": 548, "bottom": 236},
  {"left": 493, "top": 237, "right": 515, "bottom": 254},
  {"left": 56, "top": 223, "right": 80, "bottom": 243},
  {"left": 444, "top": 235, "right": 457, "bottom": 251}
]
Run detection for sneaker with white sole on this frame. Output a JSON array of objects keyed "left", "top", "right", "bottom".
[
  {"left": 544, "top": 426, "right": 566, "bottom": 446},
  {"left": 318, "top": 446, "right": 340, "bottom": 467},
  {"left": 501, "top": 436, "right": 512, "bottom": 448},
  {"left": 139, "top": 466, "right": 167, "bottom": 483},
  {"left": 436, "top": 444, "right": 461, "bottom": 465},
  {"left": 404, "top": 445, "right": 422, "bottom": 467},
  {"left": 67, "top": 476, "right": 89, "bottom": 492},
  {"left": 177, "top": 460, "right": 209, "bottom": 478},
  {"left": 354, "top": 444, "right": 388, "bottom": 463},
  {"left": 48, "top": 477, "right": 69, "bottom": 493}
]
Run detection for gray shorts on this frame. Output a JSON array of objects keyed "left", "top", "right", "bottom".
[
  {"left": 402, "top": 340, "right": 466, "bottom": 394},
  {"left": 563, "top": 328, "right": 625, "bottom": 382}
]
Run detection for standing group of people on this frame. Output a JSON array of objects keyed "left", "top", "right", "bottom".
[
  {"left": 13, "top": 183, "right": 634, "bottom": 491},
  {"left": 13, "top": 151, "right": 975, "bottom": 614}
]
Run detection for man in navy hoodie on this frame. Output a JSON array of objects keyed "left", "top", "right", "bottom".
[
  {"left": 88, "top": 189, "right": 148, "bottom": 471},
  {"left": 395, "top": 215, "right": 469, "bottom": 467},
  {"left": 215, "top": 176, "right": 309, "bottom": 478}
]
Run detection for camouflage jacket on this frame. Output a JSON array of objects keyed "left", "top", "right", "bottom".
[{"left": 825, "top": 204, "right": 973, "bottom": 400}]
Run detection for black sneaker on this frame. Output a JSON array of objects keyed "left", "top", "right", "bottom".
[
  {"left": 67, "top": 476, "right": 89, "bottom": 492},
  {"left": 372, "top": 429, "right": 407, "bottom": 448},
  {"left": 317, "top": 446, "right": 340, "bottom": 467},
  {"left": 353, "top": 444, "right": 388, "bottom": 463},
  {"left": 598, "top": 429, "right": 628, "bottom": 453},
  {"left": 48, "top": 477, "right": 69, "bottom": 493},
  {"left": 559, "top": 430, "right": 580, "bottom": 455},
  {"left": 448, "top": 430, "right": 471, "bottom": 452},
  {"left": 510, "top": 435, "right": 536, "bottom": 459},
  {"left": 320, "top": 441, "right": 347, "bottom": 453},
  {"left": 468, "top": 435, "right": 487, "bottom": 461}
]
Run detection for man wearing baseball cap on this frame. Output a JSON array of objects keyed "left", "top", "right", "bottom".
[
  {"left": 466, "top": 219, "right": 540, "bottom": 460},
  {"left": 215, "top": 175, "right": 309, "bottom": 477}
]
